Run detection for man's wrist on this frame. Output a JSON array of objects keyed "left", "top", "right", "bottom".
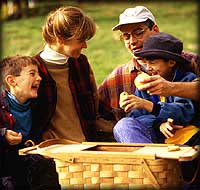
[{"left": 168, "top": 82, "right": 180, "bottom": 97}]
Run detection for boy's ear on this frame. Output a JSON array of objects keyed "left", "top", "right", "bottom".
[
  {"left": 168, "top": 60, "right": 176, "bottom": 68},
  {"left": 5, "top": 75, "right": 16, "bottom": 87}
]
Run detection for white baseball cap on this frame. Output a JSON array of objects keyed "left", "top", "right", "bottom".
[{"left": 112, "top": 6, "right": 156, "bottom": 31}]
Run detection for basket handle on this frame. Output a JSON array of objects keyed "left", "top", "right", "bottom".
[
  {"left": 38, "top": 138, "right": 79, "bottom": 148},
  {"left": 24, "top": 139, "right": 35, "bottom": 147}
]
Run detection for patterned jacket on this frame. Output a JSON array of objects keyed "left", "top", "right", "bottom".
[
  {"left": 0, "top": 91, "right": 18, "bottom": 153},
  {"left": 30, "top": 54, "right": 98, "bottom": 143}
]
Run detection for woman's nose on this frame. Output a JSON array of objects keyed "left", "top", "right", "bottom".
[{"left": 82, "top": 41, "right": 87, "bottom": 49}]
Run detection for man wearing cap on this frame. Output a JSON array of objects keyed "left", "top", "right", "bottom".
[{"left": 98, "top": 6, "right": 200, "bottom": 125}]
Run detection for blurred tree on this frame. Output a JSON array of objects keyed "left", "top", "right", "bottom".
[
  {"left": 1, "top": 0, "right": 8, "bottom": 19},
  {"left": 12, "top": 0, "right": 23, "bottom": 19},
  {"left": 1, "top": 0, "right": 35, "bottom": 20}
]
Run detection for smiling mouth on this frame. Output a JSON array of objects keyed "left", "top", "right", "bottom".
[{"left": 31, "top": 84, "right": 40, "bottom": 91}]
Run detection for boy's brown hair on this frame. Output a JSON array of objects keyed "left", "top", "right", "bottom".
[{"left": 0, "top": 55, "right": 39, "bottom": 90}]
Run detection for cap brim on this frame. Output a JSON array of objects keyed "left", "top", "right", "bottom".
[
  {"left": 112, "top": 18, "right": 149, "bottom": 31},
  {"left": 112, "top": 24, "right": 123, "bottom": 31},
  {"left": 134, "top": 49, "right": 190, "bottom": 65}
]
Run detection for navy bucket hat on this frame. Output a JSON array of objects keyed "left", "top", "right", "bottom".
[{"left": 134, "top": 32, "right": 190, "bottom": 65}]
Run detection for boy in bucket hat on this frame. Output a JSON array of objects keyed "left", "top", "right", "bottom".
[
  {"left": 113, "top": 32, "right": 199, "bottom": 144},
  {"left": 113, "top": 32, "right": 200, "bottom": 189},
  {"left": 113, "top": 33, "right": 198, "bottom": 144},
  {"left": 98, "top": 5, "right": 200, "bottom": 128}
]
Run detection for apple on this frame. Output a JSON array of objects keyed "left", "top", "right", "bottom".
[
  {"left": 134, "top": 72, "right": 150, "bottom": 88},
  {"left": 119, "top": 91, "right": 128, "bottom": 109}
]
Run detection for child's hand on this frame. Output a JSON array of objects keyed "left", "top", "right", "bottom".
[
  {"left": 121, "top": 94, "right": 145, "bottom": 113},
  {"left": 159, "top": 118, "right": 183, "bottom": 138},
  {"left": 5, "top": 130, "right": 23, "bottom": 145}
]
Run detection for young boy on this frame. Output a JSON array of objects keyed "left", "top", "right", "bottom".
[
  {"left": 0, "top": 55, "right": 60, "bottom": 190},
  {"left": 0, "top": 55, "right": 41, "bottom": 145},
  {"left": 113, "top": 32, "right": 199, "bottom": 144}
]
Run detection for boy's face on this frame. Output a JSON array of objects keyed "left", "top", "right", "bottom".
[
  {"left": 11, "top": 64, "right": 41, "bottom": 104},
  {"left": 144, "top": 59, "right": 176, "bottom": 80}
]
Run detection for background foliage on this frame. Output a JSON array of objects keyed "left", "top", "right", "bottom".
[{"left": 1, "top": 0, "right": 199, "bottom": 85}]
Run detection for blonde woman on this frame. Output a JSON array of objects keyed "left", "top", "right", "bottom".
[{"left": 31, "top": 6, "right": 99, "bottom": 143}]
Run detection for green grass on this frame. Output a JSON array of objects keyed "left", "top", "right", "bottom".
[{"left": 2, "top": 1, "right": 198, "bottom": 85}]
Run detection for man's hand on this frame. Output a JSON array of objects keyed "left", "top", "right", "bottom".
[
  {"left": 5, "top": 130, "right": 22, "bottom": 145},
  {"left": 159, "top": 118, "right": 183, "bottom": 138},
  {"left": 137, "top": 75, "right": 173, "bottom": 97}
]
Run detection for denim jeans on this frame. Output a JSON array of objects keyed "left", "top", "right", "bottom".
[{"left": 113, "top": 117, "right": 158, "bottom": 143}]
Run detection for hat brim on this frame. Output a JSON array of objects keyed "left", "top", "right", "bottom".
[
  {"left": 112, "top": 18, "right": 148, "bottom": 31},
  {"left": 134, "top": 49, "right": 190, "bottom": 65}
]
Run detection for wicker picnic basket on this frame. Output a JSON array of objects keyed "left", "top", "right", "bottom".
[{"left": 19, "top": 139, "right": 199, "bottom": 190}]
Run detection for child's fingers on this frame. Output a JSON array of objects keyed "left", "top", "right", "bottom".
[
  {"left": 164, "top": 128, "right": 174, "bottom": 138},
  {"left": 7, "top": 130, "right": 19, "bottom": 136},
  {"left": 173, "top": 125, "right": 184, "bottom": 129},
  {"left": 167, "top": 118, "right": 174, "bottom": 125}
]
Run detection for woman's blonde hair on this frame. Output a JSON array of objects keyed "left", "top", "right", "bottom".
[{"left": 42, "top": 6, "right": 96, "bottom": 44}]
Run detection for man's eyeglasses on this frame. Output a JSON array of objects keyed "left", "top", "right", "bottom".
[{"left": 120, "top": 27, "right": 149, "bottom": 41}]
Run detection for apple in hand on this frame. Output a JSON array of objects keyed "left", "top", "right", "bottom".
[
  {"left": 119, "top": 91, "right": 128, "bottom": 109},
  {"left": 134, "top": 72, "right": 150, "bottom": 88}
]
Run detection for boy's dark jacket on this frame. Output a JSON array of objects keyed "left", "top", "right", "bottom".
[
  {"left": 0, "top": 90, "right": 16, "bottom": 153},
  {"left": 129, "top": 71, "right": 200, "bottom": 128},
  {"left": 0, "top": 91, "right": 61, "bottom": 188}
]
